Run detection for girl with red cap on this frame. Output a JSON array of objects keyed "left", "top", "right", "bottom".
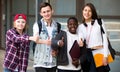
[{"left": 3, "top": 14, "right": 39, "bottom": 72}]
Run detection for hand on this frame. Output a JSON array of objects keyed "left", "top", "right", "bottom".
[
  {"left": 51, "top": 50, "right": 58, "bottom": 57},
  {"left": 45, "top": 37, "right": 51, "bottom": 45},
  {"left": 79, "top": 38, "right": 83, "bottom": 47},
  {"left": 29, "top": 35, "right": 39, "bottom": 42},
  {"left": 58, "top": 37, "right": 64, "bottom": 47},
  {"left": 72, "top": 58, "right": 79, "bottom": 68},
  {"left": 103, "top": 57, "right": 108, "bottom": 66}
]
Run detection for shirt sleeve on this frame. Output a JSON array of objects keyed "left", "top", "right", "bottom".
[
  {"left": 77, "top": 24, "right": 84, "bottom": 41},
  {"left": 101, "top": 19, "right": 109, "bottom": 57},
  {"left": 6, "top": 29, "right": 29, "bottom": 43},
  {"left": 33, "top": 22, "right": 39, "bottom": 36}
]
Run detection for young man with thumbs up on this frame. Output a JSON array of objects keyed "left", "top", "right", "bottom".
[
  {"left": 33, "top": 2, "right": 61, "bottom": 72},
  {"left": 51, "top": 17, "right": 84, "bottom": 72}
]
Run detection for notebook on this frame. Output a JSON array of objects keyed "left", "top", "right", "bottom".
[{"left": 69, "top": 40, "right": 80, "bottom": 60}]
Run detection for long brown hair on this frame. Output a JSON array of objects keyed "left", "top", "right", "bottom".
[{"left": 82, "top": 3, "right": 98, "bottom": 23}]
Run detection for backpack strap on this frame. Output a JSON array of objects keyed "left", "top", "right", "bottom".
[
  {"left": 37, "top": 20, "right": 42, "bottom": 34},
  {"left": 97, "top": 18, "right": 104, "bottom": 42},
  {"left": 97, "top": 18, "right": 116, "bottom": 59},
  {"left": 97, "top": 18, "right": 105, "bottom": 34},
  {"left": 56, "top": 22, "right": 61, "bottom": 33}
]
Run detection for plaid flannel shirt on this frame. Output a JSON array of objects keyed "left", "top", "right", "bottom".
[{"left": 3, "top": 28, "right": 30, "bottom": 72}]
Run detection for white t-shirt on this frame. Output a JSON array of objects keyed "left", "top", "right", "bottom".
[{"left": 58, "top": 31, "right": 81, "bottom": 70}]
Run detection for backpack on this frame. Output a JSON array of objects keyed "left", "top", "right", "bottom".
[
  {"left": 97, "top": 18, "right": 116, "bottom": 60},
  {"left": 32, "top": 20, "right": 61, "bottom": 54}
]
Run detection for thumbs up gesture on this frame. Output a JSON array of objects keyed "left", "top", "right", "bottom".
[
  {"left": 79, "top": 38, "right": 83, "bottom": 47},
  {"left": 58, "top": 37, "right": 64, "bottom": 47}
]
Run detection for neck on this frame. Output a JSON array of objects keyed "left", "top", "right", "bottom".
[
  {"left": 16, "top": 29, "right": 23, "bottom": 35},
  {"left": 85, "top": 19, "right": 92, "bottom": 23},
  {"left": 44, "top": 19, "right": 52, "bottom": 26}
]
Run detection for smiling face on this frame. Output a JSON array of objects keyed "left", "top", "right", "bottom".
[
  {"left": 40, "top": 6, "right": 53, "bottom": 21},
  {"left": 82, "top": 6, "right": 92, "bottom": 22},
  {"left": 67, "top": 18, "right": 78, "bottom": 34},
  {"left": 14, "top": 19, "right": 26, "bottom": 32}
]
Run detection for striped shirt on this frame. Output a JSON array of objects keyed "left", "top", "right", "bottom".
[{"left": 3, "top": 28, "right": 30, "bottom": 72}]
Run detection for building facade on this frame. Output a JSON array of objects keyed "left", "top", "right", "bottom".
[{"left": 0, "top": 0, "right": 120, "bottom": 55}]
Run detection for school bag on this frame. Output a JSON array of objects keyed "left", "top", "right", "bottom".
[
  {"left": 97, "top": 18, "right": 116, "bottom": 60},
  {"left": 32, "top": 20, "right": 61, "bottom": 54}
]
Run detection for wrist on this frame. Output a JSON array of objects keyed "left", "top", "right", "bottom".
[{"left": 29, "top": 36, "right": 33, "bottom": 41}]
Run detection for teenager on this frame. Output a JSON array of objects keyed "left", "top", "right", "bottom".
[
  {"left": 3, "top": 14, "right": 39, "bottom": 72},
  {"left": 51, "top": 17, "right": 84, "bottom": 72},
  {"left": 77, "top": 3, "right": 110, "bottom": 72},
  {"left": 33, "top": 2, "right": 61, "bottom": 72}
]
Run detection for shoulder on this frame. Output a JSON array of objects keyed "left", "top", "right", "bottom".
[
  {"left": 33, "top": 22, "right": 38, "bottom": 26},
  {"left": 57, "top": 30, "right": 66, "bottom": 36},
  {"left": 60, "top": 30, "right": 66, "bottom": 34},
  {"left": 56, "top": 22, "right": 61, "bottom": 27},
  {"left": 6, "top": 28, "right": 18, "bottom": 37},
  {"left": 95, "top": 18, "right": 104, "bottom": 24},
  {"left": 7, "top": 28, "right": 16, "bottom": 33},
  {"left": 78, "top": 23, "right": 85, "bottom": 29}
]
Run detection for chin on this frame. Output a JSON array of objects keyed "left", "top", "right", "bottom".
[{"left": 71, "top": 31, "right": 76, "bottom": 34}]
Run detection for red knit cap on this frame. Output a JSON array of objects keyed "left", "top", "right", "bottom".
[{"left": 14, "top": 14, "right": 27, "bottom": 21}]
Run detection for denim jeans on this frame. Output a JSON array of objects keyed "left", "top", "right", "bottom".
[
  {"left": 35, "top": 67, "right": 57, "bottom": 72},
  {"left": 4, "top": 68, "right": 18, "bottom": 72},
  {"left": 58, "top": 69, "right": 81, "bottom": 72}
]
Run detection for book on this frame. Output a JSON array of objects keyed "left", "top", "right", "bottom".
[
  {"left": 69, "top": 40, "right": 80, "bottom": 60},
  {"left": 94, "top": 53, "right": 114, "bottom": 67}
]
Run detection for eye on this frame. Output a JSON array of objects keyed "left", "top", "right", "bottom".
[
  {"left": 22, "top": 21, "right": 25, "bottom": 23},
  {"left": 43, "top": 11, "right": 46, "bottom": 13},
  {"left": 16, "top": 20, "right": 20, "bottom": 23}
]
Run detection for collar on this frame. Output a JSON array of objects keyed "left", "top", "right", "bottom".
[{"left": 41, "top": 18, "right": 56, "bottom": 27}]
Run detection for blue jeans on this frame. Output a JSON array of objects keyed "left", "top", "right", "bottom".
[{"left": 4, "top": 68, "right": 18, "bottom": 72}]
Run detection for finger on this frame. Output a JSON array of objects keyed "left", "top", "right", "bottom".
[
  {"left": 79, "top": 38, "right": 82, "bottom": 42},
  {"left": 61, "top": 37, "right": 64, "bottom": 41}
]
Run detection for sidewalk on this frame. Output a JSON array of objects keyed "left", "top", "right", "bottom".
[
  {"left": 0, "top": 49, "right": 35, "bottom": 72},
  {"left": 0, "top": 49, "right": 4, "bottom": 72}
]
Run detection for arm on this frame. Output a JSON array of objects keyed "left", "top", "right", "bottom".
[
  {"left": 36, "top": 37, "right": 51, "bottom": 45},
  {"left": 101, "top": 20, "right": 109, "bottom": 57},
  {"left": 33, "top": 22, "right": 51, "bottom": 45},
  {"left": 51, "top": 30, "right": 65, "bottom": 50},
  {"left": 77, "top": 24, "right": 85, "bottom": 41},
  {"left": 6, "top": 29, "right": 29, "bottom": 43},
  {"left": 33, "top": 22, "right": 39, "bottom": 36}
]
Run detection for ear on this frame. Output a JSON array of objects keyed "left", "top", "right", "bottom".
[
  {"left": 40, "top": 12, "right": 42, "bottom": 16},
  {"left": 67, "top": 23, "right": 69, "bottom": 28},
  {"left": 52, "top": 10, "right": 54, "bottom": 14},
  {"left": 13, "top": 22, "right": 16, "bottom": 28}
]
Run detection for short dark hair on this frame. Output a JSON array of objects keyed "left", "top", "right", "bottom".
[
  {"left": 67, "top": 17, "right": 78, "bottom": 24},
  {"left": 39, "top": 2, "right": 52, "bottom": 12}
]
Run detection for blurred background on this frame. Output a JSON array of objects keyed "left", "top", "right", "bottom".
[{"left": 0, "top": 0, "right": 120, "bottom": 72}]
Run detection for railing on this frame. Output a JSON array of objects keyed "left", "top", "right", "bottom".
[{"left": 105, "top": 22, "right": 120, "bottom": 56}]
